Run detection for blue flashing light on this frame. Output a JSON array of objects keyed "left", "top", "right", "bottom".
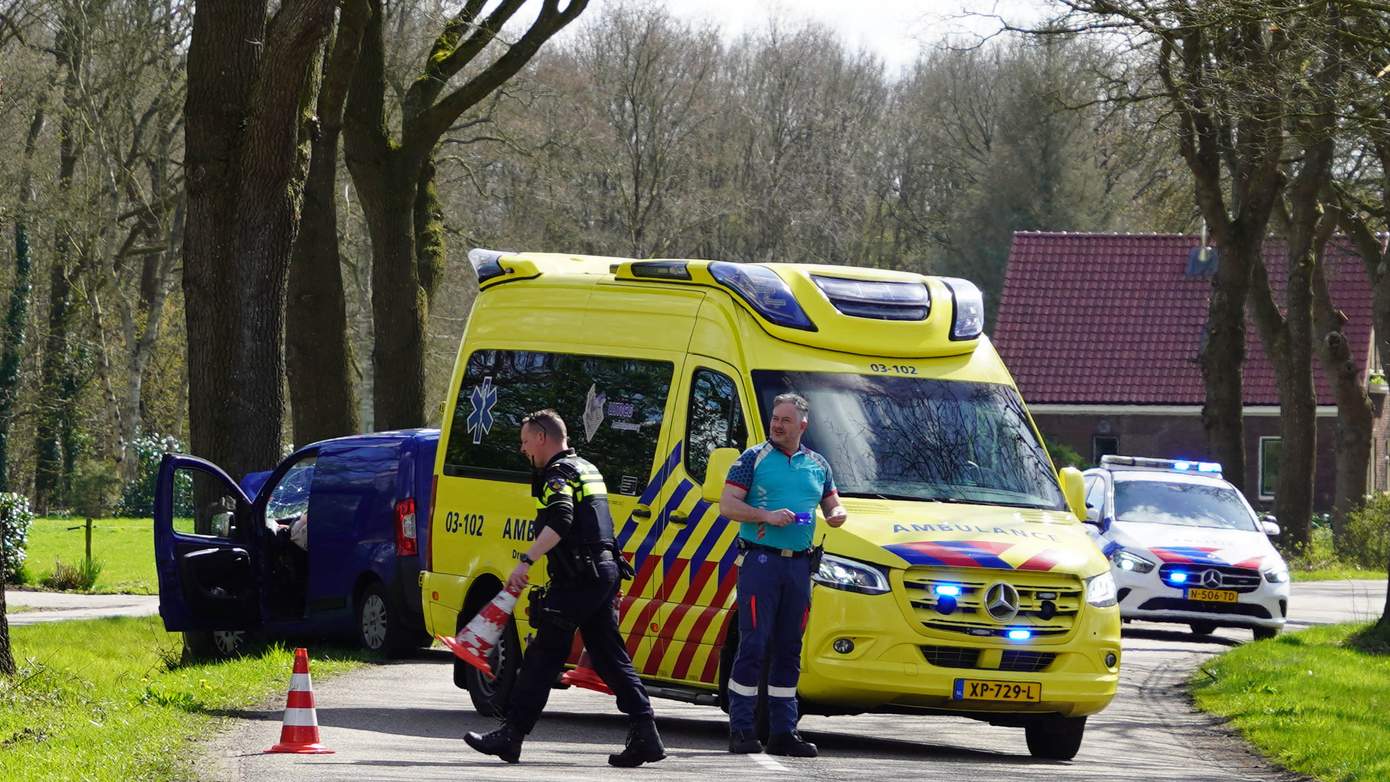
[
  {"left": 1007, "top": 629, "right": 1032, "bottom": 641},
  {"left": 468, "top": 248, "right": 507, "bottom": 283},
  {"left": 933, "top": 584, "right": 962, "bottom": 597},
  {"left": 1174, "top": 460, "right": 1192, "bottom": 471},
  {"left": 1197, "top": 462, "right": 1222, "bottom": 473},
  {"left": 709, "top": 262, "right": 816, "bottom": 331},
  {"left": 1170, "top": 571, "right": 1189, "bottom": 584}
]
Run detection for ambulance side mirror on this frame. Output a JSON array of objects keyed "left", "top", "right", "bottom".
[
  {"left": 703, "top": 448, "right": 740, "bottom": 504},
  {"left": 1059, "top": 467, "right": 1087, "bottom": 522}
]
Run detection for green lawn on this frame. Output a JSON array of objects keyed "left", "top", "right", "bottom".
[
  {"left": 1192, "top": 622, "right": 1390, "bottom": 782},
  {"left": 1291, "top": 566, "right": 1384, "bottom": 582},
  {"left": 19, "top": 516, "right": 156, "bottom": 594},
  {"left": 2, "top": 616, "right": 367, "bottom": 782}
]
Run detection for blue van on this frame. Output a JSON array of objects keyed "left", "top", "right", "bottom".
[{"left": 153, "top": 429, "right": 438, "bottom": 657}]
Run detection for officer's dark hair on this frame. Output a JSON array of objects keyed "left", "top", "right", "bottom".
[
  {"left": 522, "top": 408, "right": 568, "bottom": 442},
  {"left": 772, "top": 393, "right": 809, "bottom": 421}
]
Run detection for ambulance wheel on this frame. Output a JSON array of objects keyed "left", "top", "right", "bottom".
[
  {"left": 1252, "top": 626, "right": 1280, "bottom": 641},
  {"left": 183, "top": 629, "right": 252, "bottom": 660},
  {"left": 464, "top": 618, "right": 520, "bottom": 717},
  {"left": 1189, "top": 621, "right": 1217, "bottom": 636},
  {"left": 357, "top": 580, "right": 411, "bottom": 657},
  {"left": 1024, "top": 716, "right": 1086, "bottom": 760}
]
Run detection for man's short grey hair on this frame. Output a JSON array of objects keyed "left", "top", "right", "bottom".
[
  {"left": 772, "top": 393, "right": 809, "bottom": 421},
  {"left": 521, "top": 408, "right": 567, "bottom": 442}
]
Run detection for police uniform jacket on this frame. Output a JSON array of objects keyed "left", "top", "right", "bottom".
[{"left": 532, "top": 449, "right": 616, "bottom": 558}]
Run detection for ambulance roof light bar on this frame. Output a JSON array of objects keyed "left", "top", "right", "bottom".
[
  {"left": 468, "top": 248, "right": 508, "bottom": 284},
  {"left": 1101, "top": 455, "right": 1223, "bottom": 476}
]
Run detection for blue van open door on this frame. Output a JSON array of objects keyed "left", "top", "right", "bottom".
[{"left": 153, "top": 454, "right": 261, "bottom": 632}]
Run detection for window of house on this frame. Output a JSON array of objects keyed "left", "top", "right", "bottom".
[
  {"left": 1258, "top": 437, "right": 1281, "bottom": 500},
  {"left": 443, "top": 350, "right": 673, "bottom": 494},
  {"left": 1092, "top": 435, "right": 1119, "bottom": 464},
  {"left": 684, "top": 368, "right": 749, "bottom": 483}
]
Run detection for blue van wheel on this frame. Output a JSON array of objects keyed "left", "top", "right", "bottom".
[{"left": 358, "top": 580, "right": 411, "bottom": 656}]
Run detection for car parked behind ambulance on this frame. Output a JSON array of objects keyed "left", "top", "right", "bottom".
[
  {"left": 154, "top": 429, "right": 437, "bottom": 657},
  {"left": 421, "top": 250, "right": 1121, "bottom": 760}
]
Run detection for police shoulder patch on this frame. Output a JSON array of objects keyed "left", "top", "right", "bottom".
[{"left": 546, "top": 475, "right": 572, "bottom": 493}]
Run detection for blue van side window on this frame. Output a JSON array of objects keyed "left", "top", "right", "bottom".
[{"left": 444, "top": 350, "right": 672, "bottom": 494}]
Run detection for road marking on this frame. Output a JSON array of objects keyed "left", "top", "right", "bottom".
[{"left": 751, "top": 753, "right": 788, "bottom": 773}]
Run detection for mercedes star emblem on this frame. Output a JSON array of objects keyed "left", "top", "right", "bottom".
[
  {"left": 1200, "top": 569, "right": 1223, "bottom": 589},
  {"left": 984, "top": 582, "right": 1021, "bottom": 622}
]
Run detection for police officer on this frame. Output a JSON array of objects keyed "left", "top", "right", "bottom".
[
  {"left": 719, "top": 393, "right": 847, "bottom": 757},
  {"left": 464, "top": 409, "right": 666, "bottom": 767}
]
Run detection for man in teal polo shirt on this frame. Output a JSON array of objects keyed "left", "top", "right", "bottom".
[{"left": 719, "top": 392, "right": 847, "bottom": 757}]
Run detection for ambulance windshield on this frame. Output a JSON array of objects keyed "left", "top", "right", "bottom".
[{"left": 751, "top": 371, "right": 1066, "bottom": 511}]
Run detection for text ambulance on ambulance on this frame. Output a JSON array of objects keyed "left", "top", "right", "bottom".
[{"left": 421, "top": 250, "right": 1121, "bottom": 760}]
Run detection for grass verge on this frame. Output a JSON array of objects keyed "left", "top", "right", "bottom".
[
  {"left": 1, "top": 616, "right": 368, "bottom": 782},
  {"left": 1192, "top": 621, "right": 1390, "bottom": 782},
  {"left": 18, "top": 517, "right": 156, "bottom": 594},
  {"left": 1290, "top": 567, "right": 1384, "bottom": 582}
]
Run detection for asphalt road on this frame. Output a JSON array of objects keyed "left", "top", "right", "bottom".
[
  {"left": 4, "top": 589, "right": 160, "bottom": 625},
  {"left": 196, "top": 579, "right": 1380, "bottom": 781}
]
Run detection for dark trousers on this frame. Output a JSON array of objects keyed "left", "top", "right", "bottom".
[
  {"left": 506, "top": 559, "right": 654, "bottom": 734},
  {"left": 727, "top": 552, "right": 812, "bottom": 735}
]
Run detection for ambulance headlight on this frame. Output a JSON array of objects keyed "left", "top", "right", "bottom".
[
  {"left": 1109, "top": 549, "right": 1156, "bottom": 574},
  {"left": 941, "top": 277, "right": 985, "bottom": 340},
  {"left": 814, "top": 554, "right": 890, "bottom": 595},
  {"left": 1085, "top": 571, "right": 1118, "bottom": 607}
]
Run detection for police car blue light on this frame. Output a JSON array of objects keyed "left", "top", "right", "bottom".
[
  {"left": 1007, "top": 629, "right": 1032, "bottom": 641},
  {"left": 1170, "top": 571, "right": 1188, "bottom": 584}
]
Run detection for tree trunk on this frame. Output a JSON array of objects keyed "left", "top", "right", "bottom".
[
  {"left": 0, "top": 578, "right": 12, "bottom": 676},
  {"left": 1313, "top": 261, "right": 1372, "bottom": 551},
  {"left": 1200, "top": 233, "right": 1255, "bottom": 489},
  {"left": 0, "top": 96, "right": 47, "bottom": 492},
  {"left": 286, "top": 0, "right": 366, "bottom": 447},
  {"left": 366, "top": 159, "right": 428, "bottom": 431},
  {"left": 183, "top": 1, "right": 334, "bottom": 479}
]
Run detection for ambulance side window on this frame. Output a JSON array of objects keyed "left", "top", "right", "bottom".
[
  {"left": 685, "top": 368, "right": 747, "bottom": 483},
  {"left": 443, "top": 349, "right": 673, "bottom": 494}
]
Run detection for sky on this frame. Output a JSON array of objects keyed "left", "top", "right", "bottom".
[{"left": 585, "top": 0, "right": 1051, "bottom": 73}]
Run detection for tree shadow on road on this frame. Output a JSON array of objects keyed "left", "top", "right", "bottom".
[{"left": 1122, "top": 626, "right": 1241, "bottom": 648}]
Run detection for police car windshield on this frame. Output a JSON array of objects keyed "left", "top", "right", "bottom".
[
  {"left": 1113, "top": 478, "right": 1259, "bottom": 531},
  {"left": 751, "top": 371, "right": 1066, "bottom": 510}
]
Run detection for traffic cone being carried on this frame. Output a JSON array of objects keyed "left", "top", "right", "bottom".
[
  {"left": 266, "top": 647, "right": 334, "bottom": 755},
  {"left": 439, "top": 583, "right": 521, "bottom": 679},
  {"left": 560, "top": 648, "right": 613, "bottom": 695}
]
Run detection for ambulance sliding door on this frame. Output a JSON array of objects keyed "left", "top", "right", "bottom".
[{"left": 641, "top": 357, "right": 753, "bottom": 685}]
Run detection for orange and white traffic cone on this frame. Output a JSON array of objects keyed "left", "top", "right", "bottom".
[
  {"left": 438, "top": 583, "right": 521, "bottom": 679},
  {"left": 266, "top": 647, "right": 334, "bottom": 754},
  {"left": 560, "top": 648, "right": 613, "bottom": 695}
]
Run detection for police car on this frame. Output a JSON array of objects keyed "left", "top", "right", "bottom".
[{"left": 1082, "top": 456, "right": 1289, "bottom": 640}]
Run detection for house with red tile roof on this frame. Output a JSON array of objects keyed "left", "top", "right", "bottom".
[{"left": 994, "top": 231, "right": 1389, "bottom": 511}]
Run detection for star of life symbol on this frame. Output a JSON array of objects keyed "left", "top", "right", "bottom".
[{"left": 468, "top": 376, "right": 497, "bottom": 444}]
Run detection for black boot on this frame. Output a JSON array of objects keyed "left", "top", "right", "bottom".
[
  {"left": 728, "top": 729, "right": 762, "bottom": 754},
  {"left": 608, "top": 718, "right": 667, "bottom": 767},
  {"left": 766, "top": 731, "right": 817, "bottom": 758},
  {"left": 464, "top": 722, "right": 524, "bottom": 764}
]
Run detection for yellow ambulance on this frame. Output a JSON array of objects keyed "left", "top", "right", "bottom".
[{"left": 421, "top": 250, "right": 1120, "bottom": 760}]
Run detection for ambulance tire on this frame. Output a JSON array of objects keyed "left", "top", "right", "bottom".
[
  {"left": 357, "top": 580, "right": 412, "bottom": 657},
  {"left": 1024, "top": 716, "right": 1086, "bottom": 760},
  {"left": 464, "top": 618, "right": 520, "bottom": 717},
  {"left": 182, "top": 629, "right": 255, "bottom": 660}
]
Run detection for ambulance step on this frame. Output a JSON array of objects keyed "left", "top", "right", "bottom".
[{"left": 644, "top": 683, "right": 719, "bottom": 706}]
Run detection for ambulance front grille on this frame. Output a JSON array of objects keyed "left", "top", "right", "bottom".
[
  {"left": 917, "top": 646, "right": 1057, "bottom": 672},
  {"left": 900, "top": 568, "right": 1085, "bottom": 640},
  {"left": 920, "top": 645, "right": 981, "bottom": 669}
]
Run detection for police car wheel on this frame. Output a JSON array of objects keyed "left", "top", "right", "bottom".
[
  {"left": 1252, "top": 626, "right": 1280, "bottom": 641},
  {"left": 1024, "top": 716, "right": 1086, "bottom": 760},
  {"left": 465, "top": 619, "right": 520, "bottom": 716},
  {"left": 1189, "top": 622, "right": 1217, "bottom": 636}
]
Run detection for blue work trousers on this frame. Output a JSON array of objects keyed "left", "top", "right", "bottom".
[{"left": 727, "top": 549, "right": 812, "bottom": 736}]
